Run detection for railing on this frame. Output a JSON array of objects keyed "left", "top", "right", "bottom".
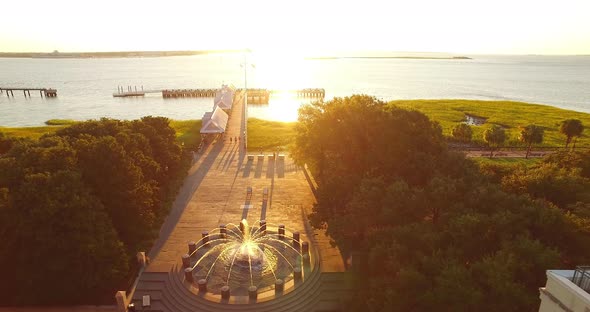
[{"left": 571, "top": 266, "right": 590, "bottom": 294}]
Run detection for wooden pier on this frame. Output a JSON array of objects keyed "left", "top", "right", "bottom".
[
  {"left": 162, "top": 89, "right": 217, "bottom": 98},
  {"left": 113, "top": 86, "right": 325, "bottom": 103},
  {"left": 241, "top": 88, "right": 270, "bottom": 104},
  {"left": 113, "top": 86, "right": 218, "bottom": 98},
  {"left": 1, "top": 88, "right": 57, "bottom": 97},
  {"left": 270, "top": 88, "right": 326, "bottom": 98}
]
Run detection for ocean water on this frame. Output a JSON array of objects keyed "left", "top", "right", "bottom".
[{"left": 0, "top": 54, "right": 589, "bottom": 127}]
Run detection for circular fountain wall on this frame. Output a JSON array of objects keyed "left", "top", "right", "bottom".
[{"left": 182, "top": 219, "right": 310, "bottom": 301}]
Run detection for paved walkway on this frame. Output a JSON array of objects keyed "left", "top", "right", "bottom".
[
  {"left": 132, "top": 91, "right": 346, "bottom": 310},
  {"left": 464, "top": 149, "right": 553, "bottom": 158}
]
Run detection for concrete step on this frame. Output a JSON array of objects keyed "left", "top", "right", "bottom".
[
  {"left": 135, "top": 280, "right": 166, "bottom": 291},
  {"left": 131, "top": 290, "right": 164, "bottom": 301},
  {"left": 141, "top": 242, "right": 327, "bottom": 312},
  {"left": 166, "top": 263, "right": 324, "bottom": 312},
  {"left": 139, "top": 272, "right": 169, "bottom": 281}
]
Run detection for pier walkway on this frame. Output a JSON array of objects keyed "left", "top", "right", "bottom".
[
  {"left": 113, "top": 88, "right": 325, "bottom": 102},
  {"left": 129, "top": 90, "right": 349, "bottom": 311},
  {"left": 0, "top": 87, "right": 57, "bottom": 97}
]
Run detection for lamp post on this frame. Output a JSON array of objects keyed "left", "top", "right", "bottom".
[{"left": 243, "top": 51, "right": 248, "bottom": 150}]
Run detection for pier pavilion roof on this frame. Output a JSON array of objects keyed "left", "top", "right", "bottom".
[
  {"left": 200, "top": 106, "right": 229, "bottom": 134},
  {"left": 214, "top": 92, "right": 233, "bottom": 109}
]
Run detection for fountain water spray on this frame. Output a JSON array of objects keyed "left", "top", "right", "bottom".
[{"left": 181, "top": 219, "right": 309, "bottom": 298}]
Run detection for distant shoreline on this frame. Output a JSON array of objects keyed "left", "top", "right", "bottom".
[
  {"left": 0, "top": 50, "right": 245, "bottom": 59},
  {"left": 305, "top": 56, "right": 472, "bottom": 60},
  {"left": 0, "top": 51, "right": 473, "bottom": 60}
]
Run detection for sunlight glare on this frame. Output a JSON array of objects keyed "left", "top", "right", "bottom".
[{"left": 248, "top": 50, "right": 314, "bottom": 122}]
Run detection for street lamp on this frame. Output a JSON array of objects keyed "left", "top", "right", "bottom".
[
  {"left": 243, "top": 52, "right": 248, "bottom": 150},
  {"left": 242, "top": 50, "right": 255, "bottom": 150}
]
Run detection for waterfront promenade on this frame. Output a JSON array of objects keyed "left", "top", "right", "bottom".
[{"left": 130, "top": 91, "right": 348, "bottom": 311}]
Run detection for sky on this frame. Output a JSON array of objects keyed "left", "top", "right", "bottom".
[{"left": 1, "top": 0, "right": 589, "bottom": 55}]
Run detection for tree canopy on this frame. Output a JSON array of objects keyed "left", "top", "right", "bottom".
[
  {"left": 560, "top": 119, "right": 584, "bottom": 149},
  {"left": 519, "top": 124, "right": 544, "bottom": 158},
  {"left": 0, "top": 117, "right": 188, "bottom": 304},
  {"left": 292, "top": 95, "right": 590, "bottom": 312},
  {"left": 483, "top": 125, "right": 506, "bottom": 157},
  {"left": 451, "top": 123, "right": 473, "bottom": 142}
]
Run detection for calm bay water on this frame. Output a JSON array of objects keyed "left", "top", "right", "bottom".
[{"left": 0, "top": 54, "right": 589, "bottom": 127}]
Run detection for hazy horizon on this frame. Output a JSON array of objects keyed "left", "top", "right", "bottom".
[
  {"left": 1, "top": 49, "right": 589, "bottom": 57},
  {"left": 1, "top": 0, "right": 589, "bottom": 55}
]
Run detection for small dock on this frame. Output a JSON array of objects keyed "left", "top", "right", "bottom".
[
  {"left": 1, "top": 88, "right": 57, "bottom": 97},
  {"left": 113, "top": 85, "right": 160, "bottom": 97}
]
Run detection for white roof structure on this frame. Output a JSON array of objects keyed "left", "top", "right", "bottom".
[
  {"left": 200, "top": 106, "right": 229, "bottom": 134},
  {"left": 214, "top": 91, "right": 233, "bottom": 109}
]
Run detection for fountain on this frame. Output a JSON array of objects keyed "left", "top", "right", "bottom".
[{"left": 182, "top": 219, "right": 309, "bottom": 300}]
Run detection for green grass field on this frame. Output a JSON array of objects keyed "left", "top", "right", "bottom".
[
  {"left": 470, "top": 157, "right": 542, "bottom": 167},
  {"left": 0, "top": 125, "right": 64, "bottom": 139},
  {"left": 247, "top": 118, "right": 296, "bottom": 151},
  {"left": 45, "top": 119, "right": 79, "bottom": 126},
  {"left": 0, "top": 119, "right": 202, "bottom": 148},
  {"left": 391, "top": 99, "right": 590, "bottom": 147},
  {"left": 2, "top": 99, "right": 588, "bottom": 151},
  {"left": 169, "top": 120, "right": 202, "bottom": 148}
]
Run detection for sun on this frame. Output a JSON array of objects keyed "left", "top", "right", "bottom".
[{"left": 246, "top": 49, "right": 314, "bottom": 122}]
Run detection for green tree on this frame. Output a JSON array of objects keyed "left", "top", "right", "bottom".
[
  {"left": 0, "top": 132, "right": 14, "bottom": 154},
  {"left": 451, "top": 123, "right": 473, "bottom": 142},
  {"left": 0, "top": 118, "right": 187, "bottom": 304},
  {"left": 560, "top": 119, "right": 584, "bottom": 149},
  {"left": 0, "top": 139, "right": 129, "bottom": 304},
  {"left": 519, "top": 124, "right": 544, "bottom": 158},
  {"left": 483, "top": 125, "right": 506, "bottom": 158},
  {"left": 543, "top": 150, "right": 590, "bottom": 178},
  {"left": 291, "top": 95, "right": 590, "bottom": 312}
]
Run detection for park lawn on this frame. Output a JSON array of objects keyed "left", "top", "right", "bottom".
[
  {"left": 1, "top": 119, "right": 202, "bottom": 147},
  {"left": 45, "top": 119, "right": 79, "bottom": 126},
  {"left": 247, "top": 118, "right": 296, "bottom": 151},
  {"left": 3, "top": 99, "right": 588, "bottom": 151},
  {"left": 470, "top": 157, "right": 542, "bottom": 167},
  {"left": 391, "top": 99, "right": 590, "bottom": 147},
  {"left": 0, "top": 125, "right": 65, "bottom": 139},
  {"left": 169, "top": 120, "right": 202, "bottom": 148}
]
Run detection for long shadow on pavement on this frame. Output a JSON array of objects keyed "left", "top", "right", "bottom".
[
  {"left": 147, "top": 140, "right": 225, "bottom": 261},
  {"left": 241, "top": 199, "right": 251, "bottom": 220},
  {"left": 277, "top": 158, "right": 284, "bottom": 178},
  {"left": 254, "top": 157, "right": 264, "bottom": 178},
  {"left": 260, "top": 201, "right": 267, "bottom": 221},
  {"left": 266, "top": 158, "right": 275, "bottom": 179},
  {"left": 242, "top": 158, "right": 253, "bottom": 178}
]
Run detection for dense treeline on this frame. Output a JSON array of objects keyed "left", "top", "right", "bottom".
[
  {"left": 0, "top": 117, "right": 188, "bottom": 305},
  {"left": 292, "top": 95, "right": 590, "bottom": 312}
]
